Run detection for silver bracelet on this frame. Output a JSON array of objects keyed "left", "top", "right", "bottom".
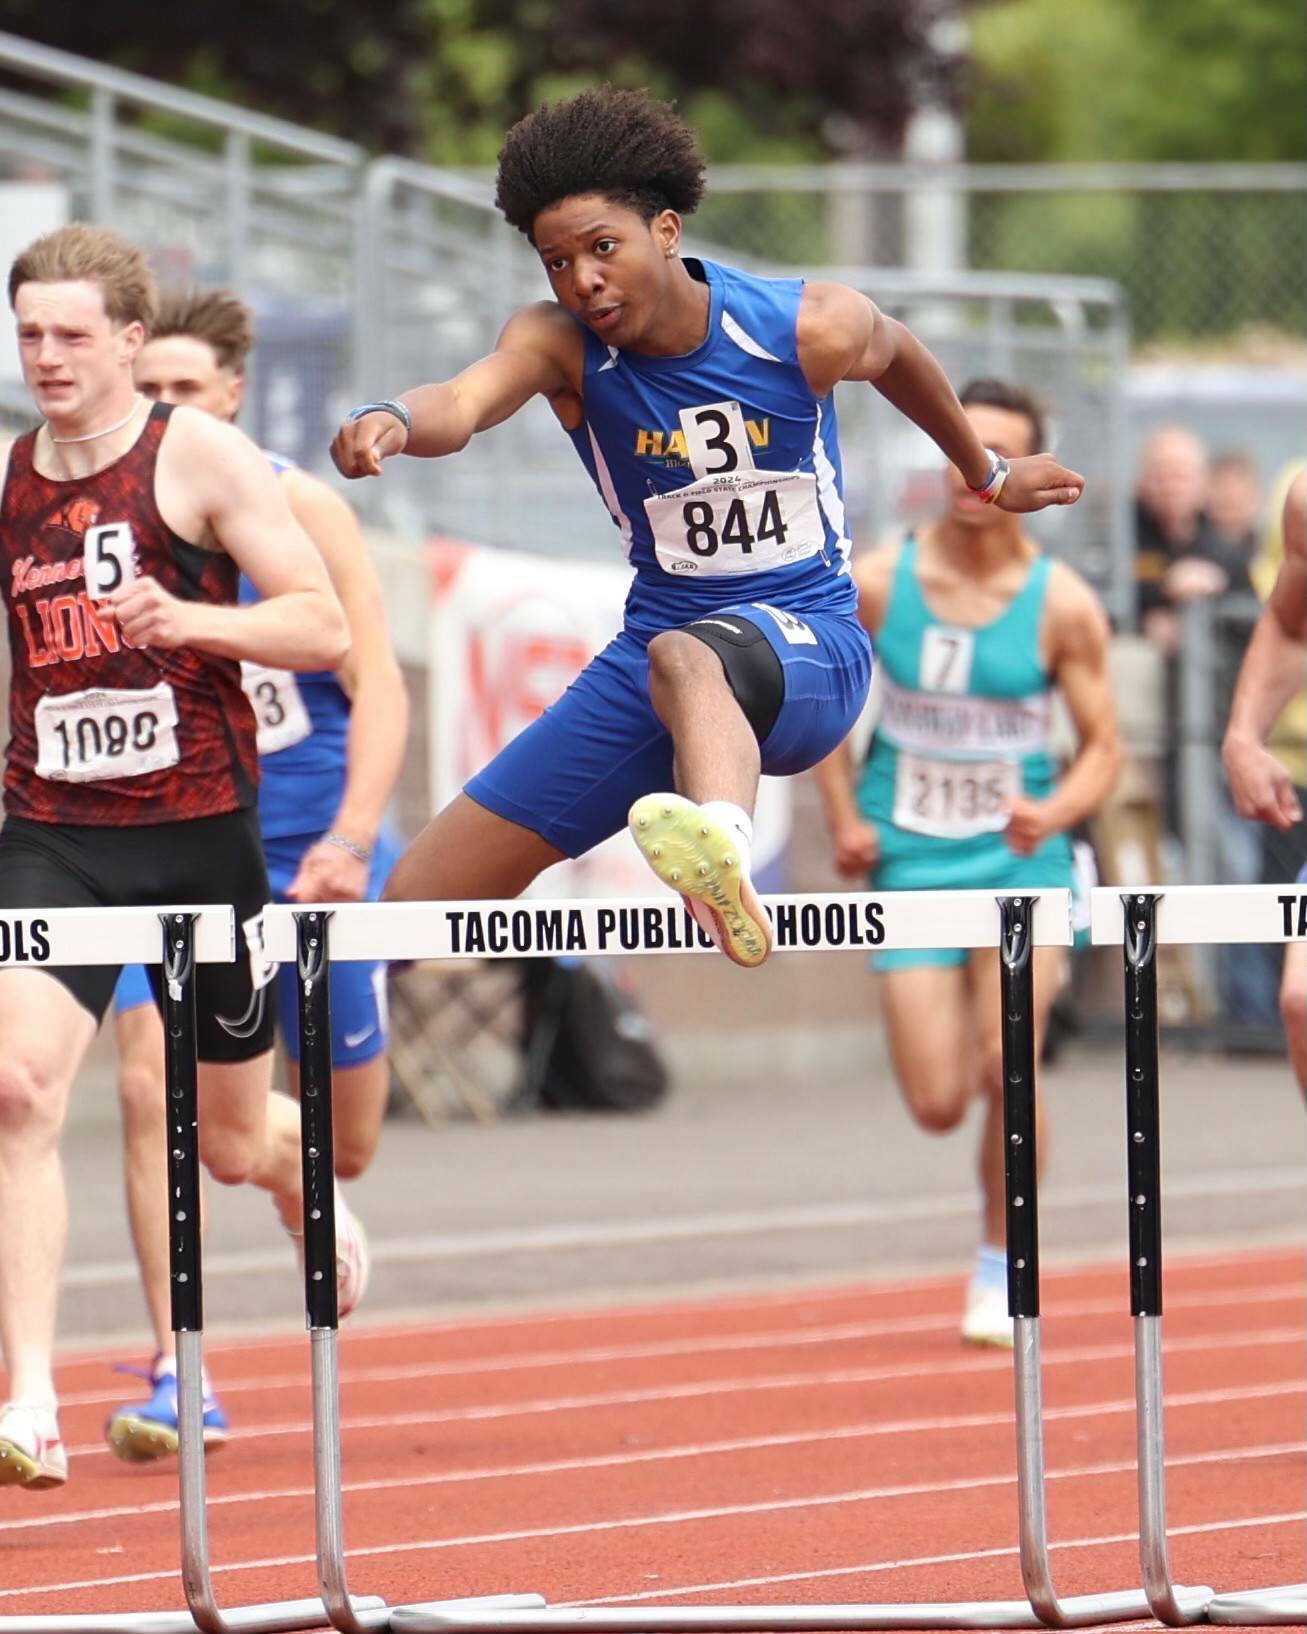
[
  {"left": 346, "top": 398, "right": 412, "bottom": 433},
  {"left": 323, "top": 830, "right": 372, "bottom": 863}
]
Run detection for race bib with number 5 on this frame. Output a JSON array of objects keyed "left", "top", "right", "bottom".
[
  {"left": 35, "top": 683, "right": 179, "bottom": 783},
  {"left": 240, "top": 663, "right": 312, "bottom": 756},
  {"left": 84, "top": 523, "right": 138, "bottom": 599}
]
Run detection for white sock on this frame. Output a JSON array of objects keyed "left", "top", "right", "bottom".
[{"left": 697, "top": 800, "right": 753, "bottom": 870}]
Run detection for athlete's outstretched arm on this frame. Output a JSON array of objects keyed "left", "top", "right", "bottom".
[
  {"left": 110, "top": 410, "right": 349, "bottom": 670},
  {"left": 1004, "top": 566, "right": 1121, "bottom": 857},
  {"left": 280, "top": 469, "right": 409, "bottom": 902},
  {"left": 331, "top": 304, "right": 577, "bottom": 478},
  {"left": 797, "top": 283, "right": 1084, "bottom": 513},
  {"left": 1222, "top": 471, "right": 1307, "bottom": 829}
]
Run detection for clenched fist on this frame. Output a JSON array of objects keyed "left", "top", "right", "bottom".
[
  {"left": 331, "top": 411, "right": 408, "bottom": 479},
  {"left": 997, "top": 453, "right": 1085, "bottom": 513},
  {"left": 106, "top": 576, "right": 195, "bottom": 649}
]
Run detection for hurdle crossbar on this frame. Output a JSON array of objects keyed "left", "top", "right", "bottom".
[
  {"left": 275, "top": 889, "right": 1171, "bottom": 1629},
  {"left": 1092, "top": 884, "right": 1307, "bottom": 1627}
]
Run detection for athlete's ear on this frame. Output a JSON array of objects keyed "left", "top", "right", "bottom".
[
  {"left": 116, "top": 319, "right": 145, "bottom": 363},
  {"left": 654, "top": 210, "right": 682, "bottom": 260},
  {"left": 226, "top": 369, "right": 246, "bottom": 420}
]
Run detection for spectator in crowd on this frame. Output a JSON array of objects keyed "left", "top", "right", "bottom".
[
  {"left": 1133, "top": 427, "right": 1258, "bottom": 884},
  {"left": 1208, "top": 450, "right": 1263, "bottom": 563},
  {"left": 1134, "top": 426, "right": 1254, "bottom": 658}
]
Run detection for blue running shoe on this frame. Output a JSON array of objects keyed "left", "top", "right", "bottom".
[{"left": 105, "top": 1356, "right": 231, "bottom": 1463}]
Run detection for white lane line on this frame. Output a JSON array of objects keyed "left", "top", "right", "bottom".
[
  {"left": 5, "top": 1457, "right": 1303, "bottom": 1602},
  {"left": 44, "top": 1342, "right": 1307, "bottom": 1477},
  {"left": 574, "top": 1510, "right": 1307, "bottom": 1606},
  {"left": 60, "top": 1172, "right": 1307, "bottom": 1290},
  {"left": 3, "top": 1389, "right": 1302, "bottom": 1541},
  {"left": 53, "top": 1279, "right": 1307, "bottom": 1412},
  {"left": 51, "top": 1239, "right": 1306, "bottom": 1371}
]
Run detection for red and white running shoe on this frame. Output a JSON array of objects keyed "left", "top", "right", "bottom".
[{"left": 0, "top": 1400, "right": 68, "bottom": 1489}]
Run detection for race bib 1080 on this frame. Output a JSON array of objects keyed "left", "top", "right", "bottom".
[
  {"left": 34, "top": 683, "right": 179, "bottom": 783},
  {"left": 646, "top": 469, "right": 825, "bottom": 578}
]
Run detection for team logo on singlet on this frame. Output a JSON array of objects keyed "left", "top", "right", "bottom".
[
  {"left": 44, "top": 497, "right": 101, "bottom": 543},
  {"left": 634, "top": 416, "right": 771, "bottom": 467}
]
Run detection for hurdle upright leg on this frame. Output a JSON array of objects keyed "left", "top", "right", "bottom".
[
  {"left": 993, "top": 896, "right": 1184, "bottom": 1629},
  {"left": 1110, "top": 888, "right": 1306, "bottom": 1627},
  {"left": 1120, "top": 893, "right": 1213, "bottom": 1624},
  {"left": 293, "top": 909, "right": 547, "bottom": 1633},
  {"left": 163, "top": 912, "right": 345, "bottom": 1634}
]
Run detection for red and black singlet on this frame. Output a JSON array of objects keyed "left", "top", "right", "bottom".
[{"left": 0, "top": 401, "right": 258, "bottom": 825}]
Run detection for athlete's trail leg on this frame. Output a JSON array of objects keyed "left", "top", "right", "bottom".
[
  {"left": 0, "top": 972, "right": 95, "bottom": 1443},
  {"left": 645, "top": 629, "right": 761, "bottom": 808},
  {"left": 384, "top": 792, "right": 568, "bottom": 903}
]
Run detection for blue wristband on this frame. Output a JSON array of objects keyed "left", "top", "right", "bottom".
[{"left": 347, "top": 399, "right": 412, "bottom": 434}]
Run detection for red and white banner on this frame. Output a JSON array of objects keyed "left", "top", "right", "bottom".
[{"left": 427, "top": 538, "right": 791, "bottom": 900}]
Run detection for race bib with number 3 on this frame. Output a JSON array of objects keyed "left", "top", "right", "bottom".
[
  {"left": 679, "top": 400, "right": 756, "bottom": 479},
  {"left": 83, "top": 522, "right": 138, "bottom": 600},
  {"left": 240, "top": 663, "right": 312, "bottom": 756}
]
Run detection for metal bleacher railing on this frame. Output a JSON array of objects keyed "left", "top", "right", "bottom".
[{"left": 0, "top": 29, "right": 1134, "bottom": 628}]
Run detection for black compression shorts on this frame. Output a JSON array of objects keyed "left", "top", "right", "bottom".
[{"left": 0, "top": 807, "right": 275, "bottom": 1063}]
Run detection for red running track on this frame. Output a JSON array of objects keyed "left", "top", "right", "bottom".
[{"left": 1, "top": 1245, "right": 1303, "bottom": 1630}]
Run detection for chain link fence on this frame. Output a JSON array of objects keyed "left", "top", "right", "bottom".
[{"left": 699, "top": 163, "right": 1307, "bottom": 352}]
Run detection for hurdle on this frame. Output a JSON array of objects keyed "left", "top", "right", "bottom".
[
  {"left": 289, "top": 910, "right": 547, "bottom": 1634},
  {"left": 263, "top": 887, "right": 1177, "bottom": 1630},
  {"left": 1093, "top": 885, "right": 1307, "bottom": 1629},
  {"left": 0, "top": 905, "right": 343, "bottom": 1634}
]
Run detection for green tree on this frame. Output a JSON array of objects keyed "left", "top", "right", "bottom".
[
  {"left": 967, "top": 0, "right": 1305, "bottom": 163},
  {"left": 2, "top": 1, "right": 432, "bottom": 153}
]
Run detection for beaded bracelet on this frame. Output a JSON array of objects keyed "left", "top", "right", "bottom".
[{"left": 323, "top": 831, "right": 372, "bottom": 863}]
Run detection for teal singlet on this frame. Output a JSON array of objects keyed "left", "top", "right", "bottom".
[{"left": 858, "top": 536, "right": 1073, "bottom": 948}]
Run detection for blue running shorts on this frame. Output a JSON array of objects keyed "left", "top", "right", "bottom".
[
  {"left": 113, "top": 828, "right": 402, "bottom": 1069},
  {"left": 466, "top": 605, "right": 872, "bottom": 858}
]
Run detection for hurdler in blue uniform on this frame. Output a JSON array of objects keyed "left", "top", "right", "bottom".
[{"left": 331, "top": 86, "right": 1086, "bottom": 968}]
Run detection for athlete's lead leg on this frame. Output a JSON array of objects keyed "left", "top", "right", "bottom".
[{"left": 632, "top": 630, "right": 772, "bottom": 969}]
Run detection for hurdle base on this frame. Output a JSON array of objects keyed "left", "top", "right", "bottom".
[
  {"left": 389, "top": 1587, "right": 1170, "bottom": 1631},
  {"left": 0, "top": 1599, "right": 383, "bottom": 1634},
  {"left": 1205, "top": 1584, "right": 1307, "bottom": 1626}
]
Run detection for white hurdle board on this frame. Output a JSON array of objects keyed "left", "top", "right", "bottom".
[
  {"left": 0, "top": 905, "right": 235, "bottom": 966},
  {"left": 263, "top": 888, "right": 1073, "bottom": 964},
  {"left": 1092, "top": 883, "right": 1307, "bottom": 946}
]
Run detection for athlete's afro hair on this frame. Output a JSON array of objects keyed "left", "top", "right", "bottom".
[{"left": 495, "top": 86, "right": 706, "bottom": 242}]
